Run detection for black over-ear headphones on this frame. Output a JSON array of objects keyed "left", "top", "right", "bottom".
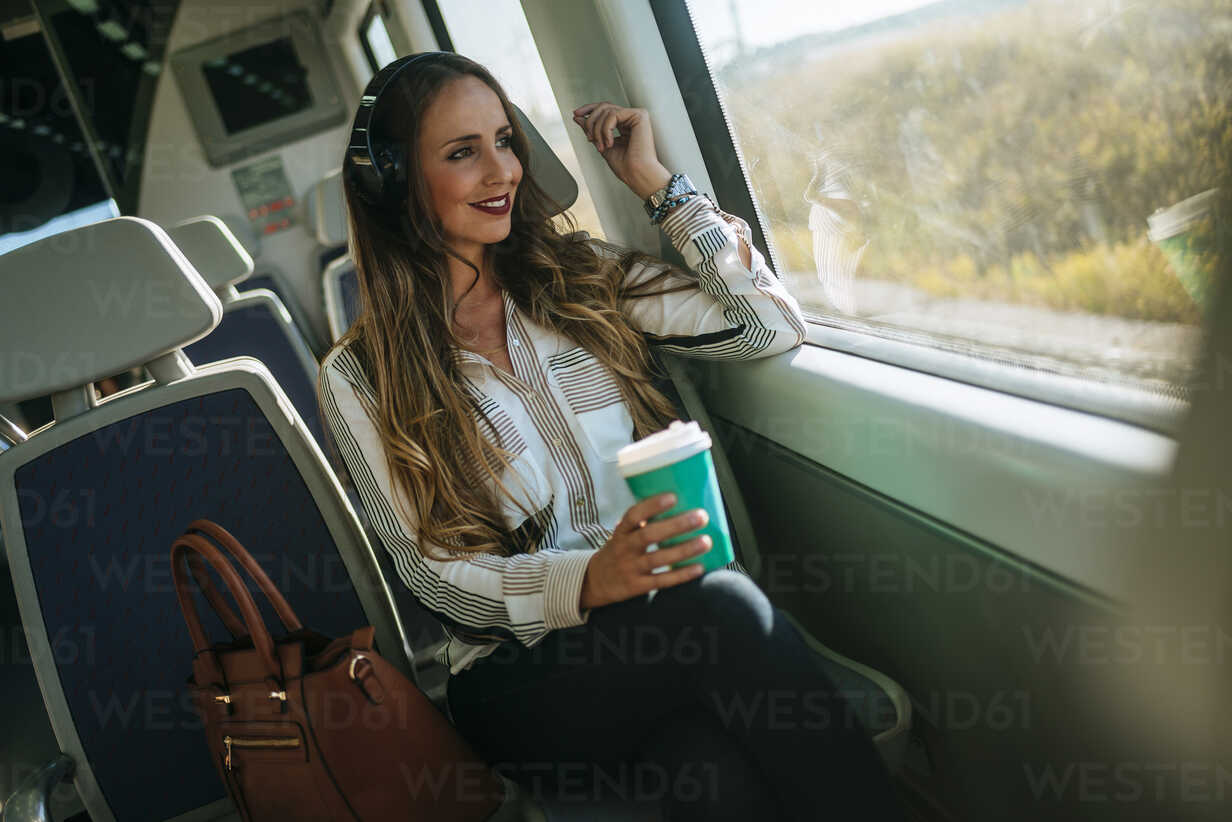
[{"left": 345, "top": 52, "right": 449, "bottom": 208}]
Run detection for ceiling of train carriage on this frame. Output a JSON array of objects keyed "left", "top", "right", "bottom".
[{"left": 0, "top": 0, "right": 179, "bottom": 231}]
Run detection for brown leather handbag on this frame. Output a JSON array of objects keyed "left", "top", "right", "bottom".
[{"left": 172, "top": 519, "right": 504, "bottom": 821}]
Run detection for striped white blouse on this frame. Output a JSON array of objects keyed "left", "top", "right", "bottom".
[{"left": 319, "top": 196, "right": 808, "bottom": 674}]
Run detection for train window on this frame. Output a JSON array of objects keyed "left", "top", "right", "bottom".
[
  {"left": 0, "top": 199, "right": 119, "bottom": 256},
  {"left": 676, "top": 0, "right": 1228, "bottom": 400},
  {"left": 36, "top": 0, "right": 180, "bottom": 213},
  {"left": 359, "top": 2, "right": 399, "bottom": 73},
  {"left": 431, "top": 0, "right": 605, "bottom": 238},
  {"left": 1, "top": 28, "right": 111, "bottom": 249}
]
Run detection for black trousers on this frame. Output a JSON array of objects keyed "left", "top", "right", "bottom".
[{"left": 446, "top": 570, "right": 907, "bottom": 821}]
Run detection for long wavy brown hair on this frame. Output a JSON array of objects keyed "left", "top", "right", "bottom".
[{"left": 319, "top": 53, "right": 692, "bottom": 560}]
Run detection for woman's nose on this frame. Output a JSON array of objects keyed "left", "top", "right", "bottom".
[{"left": 483, "top": 149, "right": 518, "bottom": 185}]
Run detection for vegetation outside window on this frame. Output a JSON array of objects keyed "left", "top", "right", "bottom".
[{"left": 686, "top": 0, "right": 1229, "bottom": 398}]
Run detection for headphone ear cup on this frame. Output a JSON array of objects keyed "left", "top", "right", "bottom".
[{"left": 379, "top": 143, "right": 407, "bottom": 207}]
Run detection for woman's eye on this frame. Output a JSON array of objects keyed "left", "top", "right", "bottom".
[
  {"left": 497, "top": 134, "right": 512, "bottom": 148},
  {"left": 448, "top": 146, "right": 473, "bottom": 161}
]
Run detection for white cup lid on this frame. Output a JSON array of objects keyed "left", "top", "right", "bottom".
[{"left": 617, "top": 420, "right": 711, "bottom": 477}]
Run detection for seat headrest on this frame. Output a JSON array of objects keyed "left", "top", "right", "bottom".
[
  {"left": 311, "top": 169, "right": 347, "bottom": 248},
  {"left": 0, "top": 217, "right": 222, "bottom": 404},
  {"left": 217, "top": 214, "right": 261, "bottom": 257},
  {"left": 514, "top": 103, "right": 579, "bottom": 215},
  {"left": 308, "top": 103, "right": 580, "bottom": 248},
  {"left": 167, "top": 216, "right": 254, "bottom": 291}
]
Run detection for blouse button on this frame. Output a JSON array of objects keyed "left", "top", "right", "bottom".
[
  {"left": 551, "top": 436, "right": 563, "bottom": 447},
  {"left": 574, "top": 498, "right": 585, "bottom": 509},
  {"left": 510, "top": 338, "right": 520, "bottom": 346}
]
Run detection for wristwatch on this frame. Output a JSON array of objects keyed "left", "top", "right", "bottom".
[{"left": 644, "top": 173, "right": 698, "bottom": 220}]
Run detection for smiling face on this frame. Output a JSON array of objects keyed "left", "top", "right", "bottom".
[{"left": 417, "top": 74, "right": 523, "bottom": 267}]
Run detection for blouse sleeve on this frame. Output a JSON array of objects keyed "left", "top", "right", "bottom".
[
  {"left": 618, "top": 195, "right": 809, "bottom": 359},
  {"left": 318, "top": 348, "right": 597, "bottom": 649}
]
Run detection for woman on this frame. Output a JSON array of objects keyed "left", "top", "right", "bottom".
[{"left": 318, "top": 52, "right": 903, "bottom": 821}]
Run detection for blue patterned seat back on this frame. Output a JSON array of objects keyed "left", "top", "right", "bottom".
[
  {"left": 14, "top": 388, "right": 367, "bottom": 821},
  {"left": 183, "top": 303, "right": 326, "bottom": 449},
  {"left": 339, "top": 264, "right": 360, "bottom": 330}
]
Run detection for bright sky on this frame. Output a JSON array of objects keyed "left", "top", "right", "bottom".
[
  {"left": 689, "top": 0, "right": 939, "bottom": 55},
  {"left": 438, "top": 0, "right": 941, "bottom": 113}
]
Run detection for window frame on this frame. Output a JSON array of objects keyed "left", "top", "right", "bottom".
[
  {"left": 649, "top": 0, "right": 1194, "bottom": 434},
  {"left": 417, "top": 0, "right": 455, "bottom": 52},
  {"left": 357, "top": 2, "right": 384, "bottom": 74},
  {"left": 648, "top": 0, "right": 778, "bottom": 273}
]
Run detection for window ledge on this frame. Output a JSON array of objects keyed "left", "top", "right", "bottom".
[{"left": 691, "top": 341, "right": 1178, "bottom": 602}]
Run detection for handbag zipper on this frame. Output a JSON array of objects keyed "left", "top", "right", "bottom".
[{"left": 223, "top": 735, "right": 301, "bottom": 771}]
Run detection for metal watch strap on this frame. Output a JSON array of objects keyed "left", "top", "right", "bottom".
[{"left": 644, "top": 173, "right": 696, "bottom": 218}]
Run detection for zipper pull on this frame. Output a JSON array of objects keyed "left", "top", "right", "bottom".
[{"left": 224, "top": 735, "right": 233, "bottom": 771}]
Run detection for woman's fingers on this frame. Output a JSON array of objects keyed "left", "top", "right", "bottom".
[
  {"left": 634, "top": 562, "right": 705, "bottom": 596},
  {"left": 578, "top": 102, "right": 611, "bottom": 143},
  {"left": 573, "top": 102, "right": 630, "bottom": 150},
  {"left": 615, "top": 494, "right": 676, "bottom": 537},
  {"left": 573, "top": 102, "right": 600, "bottom": 118},
  {"left": 601, "top": 109, "right": 622, "bottom": 152},
  {"left": 637, "top": 508, "right": 708, "bottom": 549},
  {"left": 638, "top": 535, "right": 711, "bottom": 574}
]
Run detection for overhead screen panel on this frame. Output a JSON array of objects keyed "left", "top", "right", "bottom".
[{"left": 170, "top": 11, "right": 345, "bottom": 167}]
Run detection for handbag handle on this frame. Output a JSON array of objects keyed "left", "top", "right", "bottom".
[
  {"left": 183, "top": 519, "right": 304, "bottom": 634},
  {"left": 185, "top": 552, "right": 248, "bottom": 639},
  {"left": 172, "top": 532, "right": 282, "bottom": 686}
]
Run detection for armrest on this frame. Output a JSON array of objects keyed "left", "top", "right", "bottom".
[{"left": 1, "top": 755, "right": 73, "bottom": 822}]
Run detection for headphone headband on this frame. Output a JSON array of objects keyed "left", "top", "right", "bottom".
[{"left": 344, "top": 52, "right": 448, "bottom": 207}]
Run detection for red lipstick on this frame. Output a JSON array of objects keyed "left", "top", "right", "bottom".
[{"left": 469, "top": 193, "right": 512, "bottom": 216}]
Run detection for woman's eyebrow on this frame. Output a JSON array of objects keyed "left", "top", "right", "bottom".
[{"left": 438, "top": 123, "right": 513, "bottom": 149}]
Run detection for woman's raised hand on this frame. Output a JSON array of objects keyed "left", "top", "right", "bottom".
[
  {"left": 572, "top": 102, "right": 673, "bottom": 201},
  {"left": 579, "top": 493, "right": 712, "bottom": 611}
]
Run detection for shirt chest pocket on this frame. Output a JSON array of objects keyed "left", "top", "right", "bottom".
[{"left": 547, "top": 347, "right": 635, "bottom": 463}]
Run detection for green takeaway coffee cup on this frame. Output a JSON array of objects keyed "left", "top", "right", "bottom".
[
  {"left": 617, "top": 420, "right": 734, "bottom": 574},
  {"left": 1148, "top": 188, "right": 1221, "bottom": 312}
]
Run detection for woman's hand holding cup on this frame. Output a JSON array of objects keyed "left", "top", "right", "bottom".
[{"left": 579, "top": 493, "right": 712, "bottom": 610}]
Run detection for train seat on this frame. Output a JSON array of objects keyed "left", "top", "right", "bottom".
[
  {"left": 169, "top": 216, "right": 330, "bottom": 455},
  {"left": 305, "top": 168, "right": 349, "bottom": 273},
  {"left": 307, "top": 169, "right": 359, "bottom": 343},
  {"left": 219, "top": 213, "right": 326, "bottom": 358},
  {"left": 323, "top": 253, "right": 361, "bottom": 342},
  {"left": 0, "top": 216, "right": 433, "bottom": 821}
]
